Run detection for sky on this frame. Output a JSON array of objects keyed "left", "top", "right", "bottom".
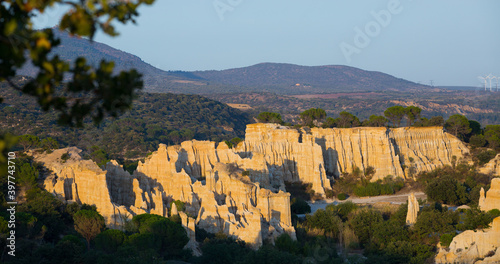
[{"left": 34, "top": 0, "right": 500, "bottom": 87}]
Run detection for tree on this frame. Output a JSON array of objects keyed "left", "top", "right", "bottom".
[
  {"left": 40, "top": 137, "right": 59, "bottom": 152},
  {"left": 484, "top": 125, "right": 500, "bottom": 149},
  {"left": 89, "top": 145, "right": 109, "bottom": 167},
  {"left": 348, "top": 208, "right": 383, "bottom": 246},
  {"left": 94, "top": 229, "right": 127, "bottom": 253},
  {"left": 257, "top": 112, "right": 283, "bottom": 124},
  {"left": 336, "top": 111, "right": 360, "bottom": 128},
  {"left": 384, "top": 106, "right": 406, "bottom": 127},
  {"left": 321, "top": 117, "right": 336, "bottom": 128},
  {"left": 300, "top": 108, "right": 326, "bottom": 127},
  {"left": 425, "top": 176, "right": 468, "bottom": 205},
  {"left": 17, "top": 134, "right": 40, "bottom": 152},
  {"left": 469, "top": 134, "right": 486, "bottom": 148},
  {"left": 73, "top": 209, "right": 105, "bottom": 250},
  {"left": 405, "top": 106, "right": 422, "bottom": 126},
  {"left": 444, "top": 114, "right": 472, "bottom": 140},
  {"left": 428, "top": 116, "right": 445, "bottom": 126},
  {"left": 363, "top": 115, "right": 388, "bottom": 127},
  {"left": 468, "top": 120, "right": 482, "bottom": 136},
  {"left": 0, "top": 0, "right": 155, "bottom": 165}
]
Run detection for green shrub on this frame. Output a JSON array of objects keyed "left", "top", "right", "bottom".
[
  {"left": 325, "top": 189, "right": 335, "bottom": 199},
  {"left": 326, "top": 201, "right": 358, "bottom": 221},
  {"left": 171, "top": 200, "right": 186, "bottom": 212},
  {"left": 61, "top": 152, "right": 70, "bottom": 162},
  {"left": 94, "top": 229, "right": 127, "bottom": 253},
  {"left": 291, "top": 198, "right": 311, "bottom": 214},
  {"left": 488, "top": 209, "right": 500, "bottom": 218},
  {"left": 440, "top": 233, "right": 456, "bottom": 247},
  {"left": 337, "top": 193, "right": 348, "bottom": 200},
  {"left": 274, "top": 233, "right": 300, "bottom": 254},
  {"left": 305, "top": 209, "right": 342, "bottom": 238},
  {"left": 469, "top": 135, "right": 487, "bottom": 148},
  {"left": 425, "top": 176, "right": 468, "bottom": 205},
  {"left": 475, "top": 149, "right": 497, "bottom": 166}
]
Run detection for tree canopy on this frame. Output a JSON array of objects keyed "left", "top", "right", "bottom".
[
  {"left": 445, "top": 114, "right": 472, "bottom": 140},
  {"left": 300, "top": 108, "right": 326, "bottom": 127},
  {"left": 384, "top": 106, "right": 406, "bottom": 127},
  {"left": 257, "top": 112, "right": 283, "bottom": 124},
  {"left": 73, "top": 209, "right": 105, "bottom": 249}
]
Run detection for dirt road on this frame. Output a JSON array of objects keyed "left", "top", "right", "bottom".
[{"left": 308, "top": 192, "right": 427, "bottom": 213}]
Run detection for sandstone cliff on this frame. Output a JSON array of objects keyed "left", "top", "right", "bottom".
[
  {"left": 237, "top": 124, "right": 467, "bottom": 194},
  {"left": 479, "top": 178, "right": 500, "bottom": 212},
  {"left": 35, "top": 124, "right": 469, "bottom": 250},
  {"left": 480, "top": 154, "right": 500, "bottom": 176},
  {"left": 37, "top": 142, "right": 295, "bottom": 248},
  {"left": 37, "top": 148, "right": 147, "bottom": 228},
  {"left": 435, "top": 217, "right": 500, "bottom": 264}
]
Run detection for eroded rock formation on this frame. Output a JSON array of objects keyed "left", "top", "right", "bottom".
[
  {"left": 38, "top": 148, "right": 147, "bottom": 228},
  {"left": 480, "top": 154, "right": 500, "bottom": 176},
  {"left": 406, "top": 192, "right": 419, "bottom": 225},
  {"left": 36, "top": 124, "right": 468, "bottom": 249},
  {"left": 479, "top": 178, "right": 500, "bottom": 212},
  {"left": 435, "top": 217, "right": 500, "bottom": 264}
]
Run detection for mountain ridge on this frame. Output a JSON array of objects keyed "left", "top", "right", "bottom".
[{"left": 17, "top": 29, "right": 429, "bottom": 94}]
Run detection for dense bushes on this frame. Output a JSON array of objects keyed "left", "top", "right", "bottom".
[
  {"left": 290, "top": 198, "right": 311, "bottom": 214},
  {"left": 418, "top": 163, "right": 491, "bottom": 206},
  {"left": 354, "top": 178, "right": 404, "bottom": 197},
  {"left": 425, "top": 176, "right": 468, "bottom": 205}
]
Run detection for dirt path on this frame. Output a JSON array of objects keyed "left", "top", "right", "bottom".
[{"left": 307, "top": 192, "right": 427, "bottom": 213}]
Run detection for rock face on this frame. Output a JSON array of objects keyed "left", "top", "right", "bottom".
[
  {"left": 479, "top": 178, "right": 500, "bottom": 212},
  {"left": 406, "top": 193, "right": 419, "bottom": 225},
  {"left": 435, "top": 217, "right": 500, "bottom": 264},
  {"left": 238, "top": 124, "right": 467, "bottom": 194},
  {"left": 479, "top": 154, "right": 500, "bottom": 176},
  {"left": 238, "top": 124, "right": 331, "bottom": 195},
  {"left": 36, "top": 124, "right": 468, "bottom": 250},
  {"left": 38, "top": 148, "right": 147, "bottom": 228}
]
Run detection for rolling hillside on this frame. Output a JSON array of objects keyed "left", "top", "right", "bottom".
[
  {"left": 0, "top": 78, "right": 252, "bottom": 159},
  {"left": 17, "top": 29, "right": 429, "bottom": 95},
  {"left": 193, "top": 63, "right": 427, "bottom": 93}
]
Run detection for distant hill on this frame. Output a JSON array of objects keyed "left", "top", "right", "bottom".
[
  {"left": 17, "top": 29, "right": 430, "bottom": 95},
  {"left": 17, "top": 29, "right": 189, "bottom": 91},
  {"left": 193, "top": 63, "right": 428, "bottom": 93}
]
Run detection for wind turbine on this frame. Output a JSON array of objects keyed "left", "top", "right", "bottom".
[
  {"left": 486, "top": 74, "right": 494, "bottom": 91},
  {"left": 478, "top": 76, "right": 487, "bottom": 90},
  {"left": 493, "top": 75, "right": 499, "bottom": 91}
]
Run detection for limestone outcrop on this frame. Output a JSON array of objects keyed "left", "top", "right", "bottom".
[
  {"left": 479, "top": 178, "right": 500, "bottom": 212},
  {"left": 238, "top": 124, "right": 467, "bottom": 193},
  {"left": 406, "top": 193, "right": 419, "bottom": 225},
  {"left": 390, "top": 127, "right": 469, "bottom": 177},
  {"left": 37, "top": 148, "right": 148, "bottom": 228},
  {"left": 480, "top": 154, "right": 500, "bottom": 176},
  {"left": 311, "top": 127, "right": 404, "bottom": 179},
  {"left": 35, "top": 124, "right": 469, "bottom": 250},
  {"left": 435, "top": 217, "right": 500, "bottom": 264}
]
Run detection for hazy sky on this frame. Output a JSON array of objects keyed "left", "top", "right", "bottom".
[{"left": 35, "top": 1, "right": 499, "bottom": 87}]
